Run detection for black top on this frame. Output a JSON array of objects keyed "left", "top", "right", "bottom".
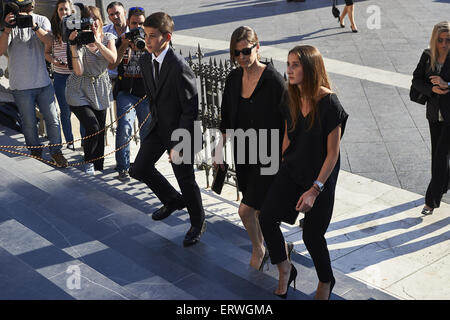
[
  {"left": 282, "top": 93, "right": 348, "bottom": 189},
  {"left": 412, "top": 49, "right": 450, "bottom": 124},
  {"left": 220, "top": 62, "right": 286, "bottom": 134},
  {"left": 115, "top": 48, "right": 147, "bottom": 99},
  {"left": 220, "top": 62, "right": 287, "bottom": 167}
]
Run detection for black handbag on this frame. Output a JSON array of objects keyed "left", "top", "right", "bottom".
[
  {"left": 410, "top": 50, "right": 431, "bottom": 105},
  {"left": 211, "top": 162, "right": 229, "bottom": 195},
  {"left": 409, "top": 85, "right": 428, "bottom": 105},
  {"left": 332, "top": 0, "right": 340, "bottom": 18}
]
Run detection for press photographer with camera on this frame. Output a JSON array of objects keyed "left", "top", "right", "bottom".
[
  {"left": 64, "top": 4, "right": 117, "bottom": 175},
  {"left": 108, "top": 6, "right": 150, "bottom": 182},
  {"left": 0, "top": 0, "right": 68, "bottom": 167}
]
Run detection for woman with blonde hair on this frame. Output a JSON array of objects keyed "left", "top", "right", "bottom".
[
  {"left": 65, "top": 5, "right": 117, "bottom": 174},
  {"left": 259, "top": 45, "right": 348, "bottom": 299},
  {"left": 412, "top": 21, "right": 450, "bottom": 215},
  {"left": 215, "top": 26, "right": 290, "bottom": 270}
]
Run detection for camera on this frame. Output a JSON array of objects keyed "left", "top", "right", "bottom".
[
  {"left": 1, "top": 0, "right": 34, "bottom": 29},
  {"left": 125, "top": 27, "right": 146, "bottom": 50},
  {"left": 62, "top": 2, "right": 95, "bottom": 45}
]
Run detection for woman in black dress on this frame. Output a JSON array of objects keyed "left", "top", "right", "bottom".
[
  {"left": 259, "top": 45, "right": 348, "bottom": 299},
  {"left": 215, "top": 26, "right": 288, "bottom": 270},
  {"left": 411, "top": 21, "right": 450, "bottom": 215},
  {"left": 339, "top": 0, "right": 358, "bottom": 32}
]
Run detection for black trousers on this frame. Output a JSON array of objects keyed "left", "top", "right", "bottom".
[
  {"left": 70, "top": 105, "right": 106, "bottom": 171},
  {"left": 259, "top": 166, "right": 335, "bottom": 283},
  {"left": 425, "top": 121, "right": 450, "bottom": 208},
  {"left": 129, "top": 128, "right": 205, "bottom": 228}
]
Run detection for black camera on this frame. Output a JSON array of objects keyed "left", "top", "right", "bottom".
[
  {"left": 1, "top": 0, "right": 34, "bottom": 29},
  {"left": 125, "top": 27, "right": 146, "bottom": 50},
  {"left": 62, "top": 2, "right": 95, "bottom": 45}
]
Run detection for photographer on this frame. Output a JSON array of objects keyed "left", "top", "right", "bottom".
[
  {"left": 0, "top": 0, "right": 68, "bottom": 167},
  {"left": 108, "top": 6, "right": 150, "bottom": 182},
  {"left": 65, "top": 5, "right": 117, "bottom": 175}
]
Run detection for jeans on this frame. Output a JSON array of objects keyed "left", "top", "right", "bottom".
[
  {"left": 115, "top": 91, "right": 151, "bottom": 172},
  {"left": 53, "top": 72, "right": 85, "bottom": 143},
  {"left": 12, "top": 84, "right": 62, "bottom": 154}
]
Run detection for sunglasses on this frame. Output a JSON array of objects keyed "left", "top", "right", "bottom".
[
  {"left": 129, "top": 6, "right": 145, "bottom": 14},
  {"left": 437, "top": 38, "right": 450, "bottom": 44},
  {"left": 234, "top": 43, "right": 257, "bottom": 57}
]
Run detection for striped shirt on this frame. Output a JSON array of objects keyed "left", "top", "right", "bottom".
[
  {"left": 65, "top": 32, "right": 116, "bottom": 110},
  {"left": 52, "top": 39, "right": 72, "bottom": 75}
]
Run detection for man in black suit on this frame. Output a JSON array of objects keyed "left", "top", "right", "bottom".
[{"left": 130, "top": 12, "right": 206, "bottom": 246}]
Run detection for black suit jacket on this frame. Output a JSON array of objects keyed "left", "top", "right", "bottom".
[
  {"left": 412, "top": 49, "right": 450, "bottom": 124},
  {"left": 139, "top": 47, "right": 199, "bottom": 151}
]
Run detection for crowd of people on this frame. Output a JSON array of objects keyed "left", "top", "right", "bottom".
[{"left": 0, "top": 0, "right": 448, "bottom": 300}]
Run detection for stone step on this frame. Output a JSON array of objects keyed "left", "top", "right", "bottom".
[
  {"left": 0, "top": 126, "right": 397, "bottom": 300},
  {"left": 0, "top": 153, "right": 305, "bottom": 299}
]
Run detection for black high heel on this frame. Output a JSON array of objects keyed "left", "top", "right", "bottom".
[
  {"left": 274, "top": 264, "right": 297, "bottom": 299},
  {"left": 338, "top": 17, "right": 345, "bottom": 28},
  {"left": 328, "top": 277, "right": 336, "bottom": 300},
  {"left": 258, "top": 249, "right": 270, "bottom": 271}
]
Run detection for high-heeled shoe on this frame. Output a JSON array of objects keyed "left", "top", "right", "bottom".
[
  {"left": 351, "top": 26, "right": 358, "bottom": 33},
  {"left": 258, "top": 249, "right": 270, "bottom": 271},
  {"left": 421, "top": 207, "right": 434, "bottom": 216},
  {"left": 338, "top": 17, "right": 345, "bottom": 28},
  {"left": 328, "top": 277, "right": 336, "bottom": 300},
  {"left": 274, "top": 264, "right": 297, "bottom": 299}
]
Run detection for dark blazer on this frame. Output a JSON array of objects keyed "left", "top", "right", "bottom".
[
  {"left": 412, "top": 49, "right": 450, "bottom": 124},
  {"left": 139, "top": 47, "right": 199, "bottom": 150},
  {"left": 219, "top": 62, "right": 287, "bottom": 134}
]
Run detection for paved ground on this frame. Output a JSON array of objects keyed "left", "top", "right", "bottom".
[{"left": 0, "top": 0, "right": 449, "bottom": 300}]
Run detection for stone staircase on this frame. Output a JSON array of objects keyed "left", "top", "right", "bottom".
[{"left": 0, "top": 126, "right": 395, "bottom": 300}]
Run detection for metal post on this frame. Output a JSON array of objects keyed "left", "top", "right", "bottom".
[{"left": 95, "top": 0, "right": 107, "bottom": 21}]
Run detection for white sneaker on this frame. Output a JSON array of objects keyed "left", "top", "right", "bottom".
[{"left": 85, "top": 163, "right": 95, "bottom": 175}]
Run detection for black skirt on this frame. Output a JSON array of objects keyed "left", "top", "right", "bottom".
[
  {"left": 236, "top": 164, "right": 276, "bottom": 210},
  {"left": 344, "top": 0, "right": 354, "bottom": 5}
]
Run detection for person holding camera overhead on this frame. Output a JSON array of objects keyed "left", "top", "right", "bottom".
[
  {"left": 45, "top": 0, "right": 84, "bottom": 151},
  {"left": 65, "top": 4, "right": 117, "bottom": 175},
  {"left": 0, "top": 0, "right": 68, "bottom": 167},
  {"left": 108, "top": 6, "right": 150, "bottom": 182}
]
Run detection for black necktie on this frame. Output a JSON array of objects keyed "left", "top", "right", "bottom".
[{"left": 153, "top": 60, "right": 160, "bottom": 86}]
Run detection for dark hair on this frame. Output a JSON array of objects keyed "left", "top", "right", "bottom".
[
  {"left": 229, "top": 26, "right": 260, "bottom": 64},
  {"left": 143, "top": 12, "right": 174, "bottom": 35},
  {"left": 106, "top": 1, "right": 124, "bottom": 11},
  {"left": 50, "top": 0, "right": 74, "bottom": 42},
  {"left": 128, "top": 7, "right": 145, "bottom": 18}
]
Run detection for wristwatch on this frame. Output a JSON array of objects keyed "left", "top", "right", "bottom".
[
  {"left": 32, "top": 24, "right": 40, "bottom": 32},
  {"left": 313, "top": 180, "right": 324, "bottom": 192}
]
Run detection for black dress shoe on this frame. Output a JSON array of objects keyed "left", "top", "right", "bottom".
[
  {"left": 152, "top": 201, "right": 185, "bottom": 221},
  {"left": 183, "top": 222, "right": 206, "bottom": 247}
]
